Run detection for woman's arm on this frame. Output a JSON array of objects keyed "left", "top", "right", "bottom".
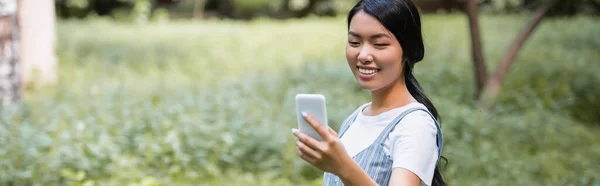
[
  {"left": 338, "top": 160, "right": 379, "bottom": 186},
  {"left": 388, "top": 168, "right": 421, "bottom": 186},
  {"left": 292, "top": 113, "right": 378, "bottom": 186}
]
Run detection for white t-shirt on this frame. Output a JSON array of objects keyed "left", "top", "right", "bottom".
[{"left": 339, "top": 102, "right": 439, "bottom": 186}]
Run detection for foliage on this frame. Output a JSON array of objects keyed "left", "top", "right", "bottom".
[
  {"left": 482, "top": 0, "right": 599, "bottom": 15},
  {"left": 55, "top": 0, "right": 341, "bottom": 20},
  {"left": 226, "top": 0, "right": 277, "bottom": 19},
  {"left": 0, "top": 14, "right": 598, "bottom": 185},
  {"left": 54, "top": 0, "right": 598, "bottom": 21}
]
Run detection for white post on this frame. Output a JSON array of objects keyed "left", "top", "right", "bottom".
[{"left": 18, "top": 0, "right": 58, "bottom": 86}]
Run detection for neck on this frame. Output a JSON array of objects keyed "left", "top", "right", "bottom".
[{"left": 366, "top": 78, "right": 414, "bottom": 116}]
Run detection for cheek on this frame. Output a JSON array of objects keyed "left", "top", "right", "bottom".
[
  {"left": 378, "top": 51, "right": 402, "bottom": 68},
  {"left": 377, "top": 51, "right": 404, "bottom": 77},
  {"left": 346, "top": 47, "right": 358, "bottom": 63}
]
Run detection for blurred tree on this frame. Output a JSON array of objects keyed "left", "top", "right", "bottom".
[
  {"left": 414, "top": 0, "right": 466, "bottom": 13},
  {"left": 204, "top": 0, "right": 233, "bottom": 18},
  {"left": 52, "top": 0, "right": 599, "bottom": 20},
  {"left": 0, "top": 0, "right": 21, "bottom": 106},
  {"left": 488, "top": 0, "right": 600, "bottom": 15},
  {"left": 193, "top": 0, "right": 205, "bottom": 18},
  {"left": 19, "top": 0, "right": 59, "bottom": 86},
  {"left": 473, "top": 0, "right": 563, "bottom": 110},
  {"left": 466, "top": 0, "right": 487, "bottom": 99},
  {"left": 200, "top": 0, "right": 335, "bottom": 19}
]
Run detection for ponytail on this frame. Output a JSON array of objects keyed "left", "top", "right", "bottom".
[
  {"left": 403, "top": 60, "right": 448, "bottom": 186},
  {"left": 403, "top": 60, "right": 440, "bottom": 121}
]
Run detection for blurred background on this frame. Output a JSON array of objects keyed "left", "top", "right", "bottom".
[{"left": 0, "top": 0, "right": 598, "bottom": 185}]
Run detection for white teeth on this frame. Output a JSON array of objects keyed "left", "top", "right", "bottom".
[{"left": 359, "top": 68, "right": 378, "bottom": 74}]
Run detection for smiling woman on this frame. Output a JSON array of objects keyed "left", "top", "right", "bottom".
[{"left": 291, "top": 0, "right": 447, "bottom": 186}]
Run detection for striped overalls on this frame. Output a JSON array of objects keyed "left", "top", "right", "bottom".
[{"left": 323, "top": 104, "right": 444, "bottom": 186}]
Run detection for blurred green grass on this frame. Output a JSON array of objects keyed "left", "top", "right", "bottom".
[{"left": 0, "top": 14, "right": 599, "bottom": 185}]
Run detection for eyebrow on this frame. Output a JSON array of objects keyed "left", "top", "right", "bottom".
[{"left": 348, "top": 31, "right": 391, "bottom": 39}]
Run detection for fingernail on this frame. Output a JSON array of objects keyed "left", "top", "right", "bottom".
[
  {"left": 301, "top": 112, "right": 307, "bottom": 117},
  {"left": 292, "top": 128, "right": 298, "bottom": 133}
]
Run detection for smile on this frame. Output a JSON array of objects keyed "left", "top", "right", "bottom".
[{"left": 358, "top": 67, "right": 380, "bottom": 75}]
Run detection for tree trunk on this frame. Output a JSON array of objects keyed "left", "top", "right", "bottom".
[
  {"left": 193, "top": 0, "right": 206, "bottom": 19},
  {"left": 0, "top": 0, "right": 21, "bottom": 106},
  {"left": 477, "top": 0, "right": 561, "bottom": 110},
  {"left": 466, "top": 0, "right": 487, "bottom": 99},
  {"left": 18, "top": 0, "right": 58, "bottom": 86}
]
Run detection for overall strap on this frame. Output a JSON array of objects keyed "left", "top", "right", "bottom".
[{"left": 373, "top": 107, "right": 444, "bottom": 159}]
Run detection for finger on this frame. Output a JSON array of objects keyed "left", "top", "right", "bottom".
[
  {"left": 295, "top": 130, "right": 324, "bottom": 152},
  {"left": 300, "top": 153, "right": 317, "bottom": 165},
  {"left": 298, "top": 150, "right": 316, "bottom": 165},
  {"left": 296, "top": 142, "right": 321, "bottom": 163},
  {"left": 292, "top": 128, "right": 301, "bottom": 142},
  {"left": 328, "top": 127, "right": 338, "bottom": 137},
  {"left": 302, "top": 112, "right": 331, "bottom": 141}
]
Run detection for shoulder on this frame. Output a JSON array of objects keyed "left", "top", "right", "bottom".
[
  {"left": 394, "top": 103, "right": 437, "bottom": 132},
  {"left": 385, "top": 103, "right": 439, "bottom": 186},
  {"left": 400, "top": 109, "right": 437, "bottom": 131},
  {"left": 384, "top": 102, "right": 438, "bottom": 153}
]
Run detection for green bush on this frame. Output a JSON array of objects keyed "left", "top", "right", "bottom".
[{"left": 0, "top": 14, "right": 598, "bottom": 185}]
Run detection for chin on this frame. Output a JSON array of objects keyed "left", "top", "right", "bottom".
[{"left": 356, "top": 81, "right": 380, "bottom": 92}]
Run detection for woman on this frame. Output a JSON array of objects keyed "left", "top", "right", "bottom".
[{"left": 291, "top": 0, "right": 447, "bottom": 186}]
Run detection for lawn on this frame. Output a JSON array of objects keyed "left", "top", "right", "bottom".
[{"left": 0, "top": 14, "right": 598, "bottom": 186}]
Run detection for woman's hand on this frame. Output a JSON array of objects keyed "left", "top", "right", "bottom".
[
  {"left": 292, "top": 112, "right": 352, "bottom": 176},
  {"left": 292, "top": 112, "right": 379, "bottom": 186}
]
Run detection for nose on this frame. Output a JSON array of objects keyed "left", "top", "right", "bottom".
[{"left": 357, "top": 46, "right": 373, "bottom": 64}]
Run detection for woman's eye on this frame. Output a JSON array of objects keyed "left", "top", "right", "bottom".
[
  {"left": 374, "top": 43, "right": 389, "bottom": 47},
  {"left": 348, "top": 41, "right": 360, "bottom": 47}
]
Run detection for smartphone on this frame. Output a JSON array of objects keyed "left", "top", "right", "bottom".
[{"left": 295, "top": 94, "right": 328, "bottom": 141}]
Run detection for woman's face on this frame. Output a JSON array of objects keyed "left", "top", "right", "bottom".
[{"left": 346, "top": 10, "right": 405, "bottom": 92}]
